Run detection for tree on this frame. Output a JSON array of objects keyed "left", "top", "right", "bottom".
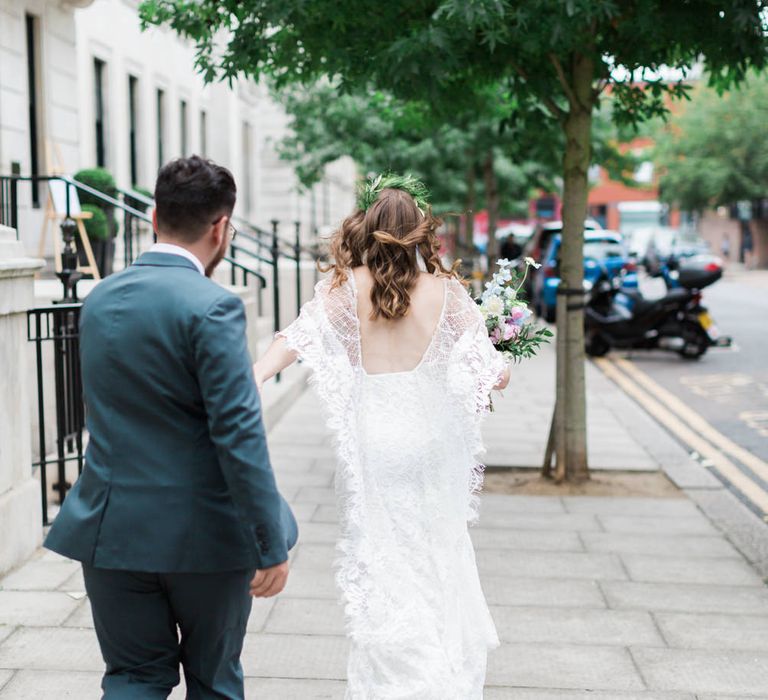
[
  {"left": 274, "top": 81, "right": 559, "bottom": 259},
  {"left": 141, "top": 0, "right": 768, "bottom": 481},
  {"left": 655, "top": 74, "right": 768, "bottom": 211}
]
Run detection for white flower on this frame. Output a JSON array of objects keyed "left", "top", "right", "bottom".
[
  {"left": 496, "top": 258, "right": 511, "bottom": 268},
  {"left": 524, "top": 256, "right": 542, "bottom": 269},
  {"left": 482, "top": 296, "right": 504, "bottom": 317},
  {"left": 504, "top": 286, "right": 517, "bottom": 301}
]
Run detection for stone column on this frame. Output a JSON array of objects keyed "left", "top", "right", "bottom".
[{"left": 0, "top": 225, "right": 45, "bottom": 575}]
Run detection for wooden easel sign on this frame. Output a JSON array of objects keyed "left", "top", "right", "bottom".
[{"left": 38, "top": 180, "right": 100, "bottom": 281}]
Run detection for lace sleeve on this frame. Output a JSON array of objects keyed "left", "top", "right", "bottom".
[
  {"left": 446, "top": 279, "right": 507, "bottom": 415},
  {"left": 276, "top": 276, "right": 359, "bottom": 374}
]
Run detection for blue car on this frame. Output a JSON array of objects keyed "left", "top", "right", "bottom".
[{"left": 533, "top": 231, "right": 638, "bottom": 322}]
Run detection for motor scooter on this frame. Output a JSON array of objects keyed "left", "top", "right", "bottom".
[{"left": 584, "top": 259, "right": 729, "bottom": 359}]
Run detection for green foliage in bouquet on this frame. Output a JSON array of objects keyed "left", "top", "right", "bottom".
[{"left": 479, "top": 258, "right": 553, "bottom": 363}]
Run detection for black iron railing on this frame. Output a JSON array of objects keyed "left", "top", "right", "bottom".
[{"left": 28, "top": 304, "right": 85, "bottom": 525}]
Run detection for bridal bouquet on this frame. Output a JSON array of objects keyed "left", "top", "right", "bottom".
[{"left": 479, "top": 257, "right": 553, "bottom": 362}]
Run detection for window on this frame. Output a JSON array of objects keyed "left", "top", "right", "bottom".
[
  {"left": 156, "top": 89, "right": 165, "bottom": 168},
  {"left": 94, "top": 58, "right": 107, "bottom": 168},
  {"left": 128, "top": 76, "right": 139, "bottom": 185},
  {"left": 199, "top": 110, "right": 207, "bottom": 157},
  {"left": 180, "top": 100, "right": 188, "bottom": 156},
  {"left": 25, "top": 14, "right": 42, "bottom": 207},
  {"left": 242, "top": 122, "right": 253, "bottom": 213}
]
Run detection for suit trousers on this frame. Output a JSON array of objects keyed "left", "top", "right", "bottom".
[{"left": 82, "top": 564, "right": 255, "bottom": 699}]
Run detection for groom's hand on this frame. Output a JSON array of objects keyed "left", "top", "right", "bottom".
[{"left": 250, "top": 561, "right": 289, "bottom": 597}]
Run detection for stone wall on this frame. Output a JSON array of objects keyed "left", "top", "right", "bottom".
[{"left": 0, "top": 225, "right": 44, "bottom": 575}]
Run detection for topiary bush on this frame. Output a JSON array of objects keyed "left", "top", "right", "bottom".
[
  {"left": 73, "top": 168, "right": 118, "bottom": 208},
  {"left": 80, "top": 204, "right": 109, "bottom": 240}
]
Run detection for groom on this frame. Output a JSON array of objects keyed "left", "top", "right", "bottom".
[{"left": 45, "top": 155, "right": 298, "bottom": 699}]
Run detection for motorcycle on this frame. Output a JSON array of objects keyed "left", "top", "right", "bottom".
[{"left": 583, "top": 256, "right": 730, "bottom": 360}]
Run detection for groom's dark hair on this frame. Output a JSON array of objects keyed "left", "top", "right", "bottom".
[{"left": 154, "top": 155, "right": 237, "bottom": 242}]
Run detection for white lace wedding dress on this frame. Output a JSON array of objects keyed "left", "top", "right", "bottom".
[{"left": 278, "top": 272, "right": 506, "bottom": 700}]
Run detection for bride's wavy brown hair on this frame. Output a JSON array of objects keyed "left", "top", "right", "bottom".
[{"left": 322, "top": 188, "right": 462, "bottom": 320}]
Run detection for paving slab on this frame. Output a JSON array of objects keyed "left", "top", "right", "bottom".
[
  {"left": 598, "top": 514, "right": 721, "bottom": 536},
  {"left": 470, "top": 529, "right": 583, "bottom": 551},
  {"left": 621, "top": 554, "right": 765, "bottom": 586},
  {"left": 654, "top": 611, "right": 768, "bottom": 651},
  {"left": 241, "top": 633, "right": 348, "bottom": 680},
  {"left": 0, "top": 627, "right": 103, "bottom": 671},
  {"left": 484, "top": 690, "right": 694, "bottom": 700},
  {"left": 244, "top": 678, "right": 346, "bottom": 699},
  {"left": 0, "top": 559, "right": 79, "bottom": 592},
  {"left": 282, "top": 568, "right": 337, "bottom": 600},
  {"left": 276, "top": 471, "right": 335, "bottom": 490},
  {"left": 632, "top": 646, "right": 768, "bottom": 696},
  {"left": 0, "top": 591, "right": 81, "bottom": 627},
  {"left": 0, "top": 670, "right": 103, "bottom": 699},
  {"left": 486, "top": 642, "right": 644, "bottom": 690},
  {"left": 292, "top": 543, "right": 336, "bottom": 570},
  {"left": 475, "top": 550, "right": 626, "bottom": 580},
  {"left": 265, "top": 598, "right": 345, "bottom": 636},
  {"left": 490, "top": 606, "right": 663, "bottom": 646},
  {"left": 57, "top": 569, "right": 85, "bottom": 593},
  {"left": 581, "top": 532, "right": 740, "bottom": 558},
  {"left": 295, "top": 522, "right": 341, "bottom": 544},
  {"left": 601, "top": 581, "right": 768, "bottom": 614},
  {"left": 479, "top": 512, "right": 603, "bottom": 532},
  {"left": 293, "top": 487, "right": 338, "bottom": 504},
  {"left": 481, "top": 577, "right": 606, "bottom": 608},
  {"left": 480, "top": 494, "right": 566, "bottom": 514},
  {"left": 0, "top": 672, "right": 12, "bottom": 692},
  {"left": 245, "top": 598, "right": 275, "bottom": 633},
  {"left": 0, "top": 629, "right": 13, "bottom": 647},
  {"left": 291, "top": 502, "right": 319, "bottom": 522},
  {"left": 563, "top": 496, "right": 698, "bottom": 517},
  {"left": 61, "top": 600, "right": 93, "bottom": 628}
]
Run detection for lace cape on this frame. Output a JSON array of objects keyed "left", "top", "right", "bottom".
[{"left": 277, "top": 274, "right": 505, "bottom": 647}]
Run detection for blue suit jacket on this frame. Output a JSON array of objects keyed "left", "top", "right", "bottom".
[{"left": 45, "top": 252, "right": 298, "bottom": 572}]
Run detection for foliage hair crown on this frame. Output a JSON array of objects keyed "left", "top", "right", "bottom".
[{"left": 356, "top": 172, "right": 431, "bottom": 213}]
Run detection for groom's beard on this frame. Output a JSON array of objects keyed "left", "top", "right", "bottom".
[{"left": 205, "top": 237, "right": 229, "bottom": 278}]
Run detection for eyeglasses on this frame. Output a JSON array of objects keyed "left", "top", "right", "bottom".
[{"left": 212, "top": 215, "right": 237, "bottom": 241}]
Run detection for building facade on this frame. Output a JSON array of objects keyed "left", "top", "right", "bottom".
[{"left": 0, "top": 0, "right": 356, "bottom": 254}]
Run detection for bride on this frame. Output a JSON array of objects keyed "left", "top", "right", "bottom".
[{"left": 253, "top": 174, "right": 509, "bottom": 699}]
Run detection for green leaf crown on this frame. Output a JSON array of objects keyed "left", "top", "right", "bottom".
[{"left": 356, "top": 172, "right": 430, "bottom": 213}]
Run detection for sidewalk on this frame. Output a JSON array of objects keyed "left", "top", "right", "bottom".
[{"left": 2, "top": 369, "right": 768, "bottom": 697}]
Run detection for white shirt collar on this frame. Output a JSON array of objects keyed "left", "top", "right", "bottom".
[{"left": 149, "top": 243, "right": 205, "bottom": 275}]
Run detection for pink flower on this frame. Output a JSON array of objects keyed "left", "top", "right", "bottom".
[
  {"left": 502, "top": 323, "right": 519, "bottom": 341},
  {"left": 490, "top": 327, "right": 502, "bottom": 344},
  {"left": 510, "top": 306, "right": 528, "bottom": 322}
]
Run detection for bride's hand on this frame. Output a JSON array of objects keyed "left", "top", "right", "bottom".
[
  {"left": 494, "top": 365, "right": 511, "bottom": 391},
  {"left": 252, "top": 363, "right": 265, "bottom": 393}
]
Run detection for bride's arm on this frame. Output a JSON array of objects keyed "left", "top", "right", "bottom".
[{"left": 252, "top": 336, "right": 298, "bottom": 391}]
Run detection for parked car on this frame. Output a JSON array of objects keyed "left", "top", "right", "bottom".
[
  {"left": 518, "top": 219, "right": 603, "bottom": 299},
  {"left": 533, "top": 231, "right": 638, "bottom": 322}
]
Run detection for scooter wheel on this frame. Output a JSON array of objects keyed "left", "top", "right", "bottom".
[
  {"left": 586, "top": 334, "right": 610, "bottom": 357},
  {"left": 678, "top": 321, "right": 709, "bottom": 360}
]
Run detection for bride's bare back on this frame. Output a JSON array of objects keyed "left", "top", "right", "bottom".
[{"left": 351, "top": 265, "right": 446, "bottom": 375}]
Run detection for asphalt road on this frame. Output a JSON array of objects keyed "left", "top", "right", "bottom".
[{"left": 621, "top": 269, "right": 768, "bottom": 462}]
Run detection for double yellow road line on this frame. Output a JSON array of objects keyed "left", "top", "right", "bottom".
[{"left": 595, "top": 356, "right": 768, "bottom": 517}]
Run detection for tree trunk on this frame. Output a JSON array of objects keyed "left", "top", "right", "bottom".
[
  {"left": 464, "top": 155, "right": 476, "bottom": 251},
  {"left": 483, "top": 148, "right": 499, "bottom": 264},
  {"left": 554, "top": 52, "right": 594, "bottom": 482}
]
